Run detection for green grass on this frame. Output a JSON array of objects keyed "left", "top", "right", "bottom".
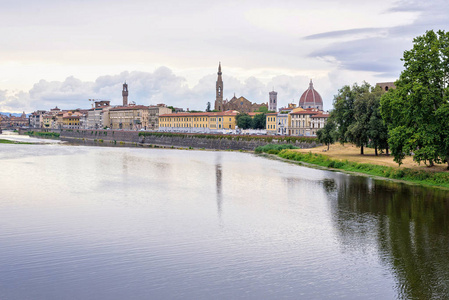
[
  {"left": 255, "top": 144, "right": 299, "bottom": 154},
  {"left": 138, "top": 131, "right": 318, "bottom": 143},
  {"left": 25, "top": 131, "right": 60, "bottom": 138},
  {"left": 0, "top": 139, "right": 33, "bottom": 144},
  {"left": 275, "top": 149, "right": 449, "bottom": 189}
]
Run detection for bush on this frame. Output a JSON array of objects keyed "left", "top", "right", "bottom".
[{"left": 255, "top": 144, "right": 299, "bottom": 154}]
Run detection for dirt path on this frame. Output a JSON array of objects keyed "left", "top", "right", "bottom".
[{"left": 293, "top": 143, "right": 448, "bottom": 172}]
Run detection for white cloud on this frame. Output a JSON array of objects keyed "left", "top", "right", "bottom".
[
  {"left": 0, "top": 0, "right": 448, "bottom": 114},
  {"left": 2, "top": 66, "right": 385, "bottom": 114}
]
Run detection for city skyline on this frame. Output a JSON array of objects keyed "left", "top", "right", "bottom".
[{"left": 0, "top": 0, "right": 448, "bottom": 113}]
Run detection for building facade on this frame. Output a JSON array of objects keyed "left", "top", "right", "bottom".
[
  {"left": 265, "top": 81, "right": 329, "bottom": 136},
  {"left": 109, "top": 105, "right": 149, "bottom": 130},
  {"left": 299, "top": 80, "right": 323, "bottom": 110},
  {"left": 376, "top": 82, "right": 396, "bottom": 92},
  {"left": 148, "top": 104, "right": 173, "bottom": 130},
  {"left": 214, "top": 63, "right": 268, "bottom": 113},
  {"left": 87, "top": 101, "right": 110, "bottom": 129},
  {"left": 29, "top": 110, "right": 46, "bottom": 128},
  {"left": 159, "top": 110, "right": 238, "bottom": 133},
  {"left": 269, "top": 91, "right": 277, "bottom": 112}
]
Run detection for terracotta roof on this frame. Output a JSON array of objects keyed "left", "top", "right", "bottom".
[
  {"left": 299, "top": 80, "right": 323, "bottom": 106},
  {"left": 160, "top": 110, "right": 238, "bottom": 117},
  {"left": 110, "top": 105, "right": 149, "bottom": 111},
  {"left": 312, "top": 113, "right": 329, "bottom": 118},
  {"left": 290, "top": 111, "right": 320, "bottom": 115}
]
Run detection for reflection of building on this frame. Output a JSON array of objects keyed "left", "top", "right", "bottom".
[
  {"left": 214, "top": 63, "right": 268, "bottom": 113},
  {"left": 159, "top": 110, "right": 238, "bottom": 133}
]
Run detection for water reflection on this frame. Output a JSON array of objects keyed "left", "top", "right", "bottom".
[
  {"left": 329, "top": 177, "right": 449, "bottom": 299},
  {"left": 215, "top": 155, "right": 223, "bottom": 219}
]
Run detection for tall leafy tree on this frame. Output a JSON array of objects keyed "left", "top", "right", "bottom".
[
  {"left": 331, "top": 85, "right": 356, "bottom": 143},
  {"left": 251, "top": 113, "right": 266, "bottom": 129},
  {"left": 380, "top": 30, "right": 449, "bottom": 167},
  {"left": 317, "top": 120, "right": 336, "bottom": 150},
  {"left": 366, "top": 86, "right": 389, "bottom": 156},
  {"left": 236, "top": 113, "right": 252, "bottom": 129},
  {"left": 346, "top": 83, "right": 371, "bottom": 154}
]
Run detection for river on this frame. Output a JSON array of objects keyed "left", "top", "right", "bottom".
[{"left": 1, "top": 133, "right": 448, "bottom": 299}]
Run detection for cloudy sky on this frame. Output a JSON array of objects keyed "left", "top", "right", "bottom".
[{"left": 0, "top": 0, "right": 448, "bottom": 113}]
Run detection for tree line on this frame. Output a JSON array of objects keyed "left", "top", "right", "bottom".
[{"left": 317, "top": 30, "right": 449, "bottom": 168}]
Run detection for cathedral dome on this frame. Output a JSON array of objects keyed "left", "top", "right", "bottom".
[{"left": 299, "top": 80, "right": 323, "bottom": 110}]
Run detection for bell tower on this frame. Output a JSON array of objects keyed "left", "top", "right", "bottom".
[
  {"left": 269, "top": 90, "right": 277, "bottom": 112},
  {"left": 215, "top": 62, "right": 223, "bottom": 111},
  {"left": 122, "top": 82, "right": 128, "bottom": 106}
]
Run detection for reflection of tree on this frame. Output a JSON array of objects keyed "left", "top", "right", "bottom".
[{"left": 328, "top": 178, "right": 449, "bottom": 299}]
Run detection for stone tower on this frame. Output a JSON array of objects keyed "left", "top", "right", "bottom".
[
  {"left": 122, "top": 82, "right": 128, "bottom": 106},
  {"left": 215, "top": 62, "right": 223, "bottom": 111},
  {"left": 269, "top": 90, "right": 277, "bottom": 112}
]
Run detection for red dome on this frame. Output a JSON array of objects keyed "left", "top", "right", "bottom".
[{"left": 299, "top": 80, "right": 323, "bottom": 109}]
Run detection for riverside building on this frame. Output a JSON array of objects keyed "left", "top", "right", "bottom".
[
  {"left": 265, "top": 80, "right": 329, "bottom": 136},
  {"left": 159, "top": 110, "right": 238, "bottom": 133}
]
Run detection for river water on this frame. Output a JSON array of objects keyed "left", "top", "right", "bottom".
[{"left": 1, "top": 134, "right": 449, "bottom": 299}]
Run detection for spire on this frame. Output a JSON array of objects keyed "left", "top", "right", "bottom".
[
  {"left": 218, "top": 62, "right": 222, "bottom": 75},
  {"left": 309, "top": 79, "right": 313, "bottom": 89}
]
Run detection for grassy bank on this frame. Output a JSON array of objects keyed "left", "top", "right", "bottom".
[
  {"left": 139, "top": 131, "right": 318, "bottom": 143},
  {"left": 0, "top": 139, "right": 33, "bottom": 145},
  {"left": 260, "top": 147, "right": 449, "bottom": 189},
  {"left": 25, "top": 131, "right": 60, "bottom": 138}
]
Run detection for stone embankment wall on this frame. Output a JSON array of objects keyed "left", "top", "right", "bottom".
[{"left": 20, "top": 129, "right": 320, "bottom": 150}]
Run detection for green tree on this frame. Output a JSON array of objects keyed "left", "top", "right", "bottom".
[
  {"left": 236, "top": 113, "right": 252, "bottom": 129},
  {"left": 367, "top": 87, "right": 389, "bottom": 156},
  {"left": 380, "top": 30, "right": 449, "bottom": 167},
  {"left": 346, "top": 83, "right": 371, "bottom": 154},
  {"left": 256, "top": 106, "right": 268, "bottom": 113},
  {"left": 331, "top": 84, "right": 357, "bottom": 143},
  {"left": 206, "top": 102, "right": 211, "bottom": 112},
  {"left": 317, "top": 120, "right": 336, "bottom": 150},
  {"left": 251, "top": 113, "right": 266, "bottom": 129}
]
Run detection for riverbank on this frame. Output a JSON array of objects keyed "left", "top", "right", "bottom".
[
  {"left": 257, "top": 144, "right": 449, "bottom": 189},
  {"left": 0, "top": 139, "right": 33, "bottom": 145},
  {"left": 20, "top": 129, "right": 321, "bottom": 151}
]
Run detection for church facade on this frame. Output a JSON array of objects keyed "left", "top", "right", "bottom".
[{"left": 214, "top": 63, "right": 267, "bottom": 113}]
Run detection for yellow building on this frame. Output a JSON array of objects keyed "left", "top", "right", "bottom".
[
  {"left": 109, "top": 105, "right": 149, "bottom": 130},
  {"left": 289, "top": 108, "right": 321, "bottom": 136},
  {"left": 266, "top": 113, "right": 277, "bottom": 134},
  {"left": 43, "top": 114, "right": 54, "bottom": 128},
  {"left": 159, "top": 110, "right": 238, "bottom": 133},
  {"left": 62, "top": 113, "right": 80, "bottom": 129}
]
